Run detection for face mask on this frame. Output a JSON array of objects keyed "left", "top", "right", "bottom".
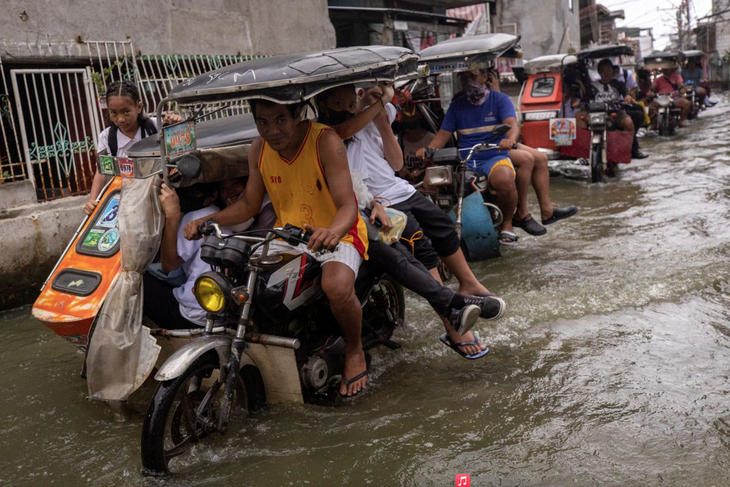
[
  {"left": 463, "top": 79, "right": 489, "bottom": 106},
  {"left": 180, "top": 195, "right": 207, "bottom": 214},
  {"left": 324, "top": 108, "right": 354, "bottom": 126}
]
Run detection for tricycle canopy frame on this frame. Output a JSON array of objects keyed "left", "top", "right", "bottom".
[{"left": 418, "top": 33, "right": 522, "bottom": 74}]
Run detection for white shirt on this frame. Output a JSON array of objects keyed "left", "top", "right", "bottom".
[
  {"left": 97, "top": 117, "right": 158, "bottom": 157},
  {"left": 346, "top": 103, "right": 415, "bottom": 206},
  {"left": 172, "top": 206, "right": 222, "bottom": 325}
]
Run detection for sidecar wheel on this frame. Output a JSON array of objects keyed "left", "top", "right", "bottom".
[{"left": 140, "top": 353, "right": 264, "bottom": 476}]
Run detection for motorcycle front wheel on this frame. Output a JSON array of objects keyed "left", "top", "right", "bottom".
[
  {"left": 657, "top": 113, "right": 667, "bottom": 136},
  {"left": 590, "top": 145, "right": 603, "bottom": 183},
  {"left": 141, "top": 352, "right": 264, "bottom": 476}
]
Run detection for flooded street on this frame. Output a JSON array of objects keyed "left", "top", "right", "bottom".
[{"left": 2, "top": 97, "right": 730, "bottom": 486}]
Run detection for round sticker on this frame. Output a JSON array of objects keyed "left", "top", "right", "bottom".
[{"left": 98, "top": 228, "right": 120, "bottom": 252}]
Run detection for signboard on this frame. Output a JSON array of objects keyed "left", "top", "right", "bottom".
[
  {"left": 549, "top": 118, "right": 577, "bottom": 146},
  {"left": 164, "top": 121, "right": 197, "bottom": 157}
]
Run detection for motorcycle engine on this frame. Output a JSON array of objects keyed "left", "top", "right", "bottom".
[{"left": 301, "top": 355, "right": 329, "bottom": 390}]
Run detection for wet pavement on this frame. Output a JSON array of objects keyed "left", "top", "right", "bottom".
[{"left": 1, "top": 96, "right": 729, "bottom": 486}]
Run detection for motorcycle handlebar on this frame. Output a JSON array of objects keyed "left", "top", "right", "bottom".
[{"left": 200, "top": 220, "right": 315, "bottom": 249}]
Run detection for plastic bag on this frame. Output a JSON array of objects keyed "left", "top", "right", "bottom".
[{"left": 378, "top": 207, "right": 407, "bottom": 245}]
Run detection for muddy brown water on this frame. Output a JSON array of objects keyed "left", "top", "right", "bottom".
[{"left": 1, "top": 97, "right": 729, "bottom": 486}]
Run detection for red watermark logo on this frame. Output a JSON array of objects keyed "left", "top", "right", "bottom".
[{"left": 455, "top": 474, "right": 470, "bottom": 487}]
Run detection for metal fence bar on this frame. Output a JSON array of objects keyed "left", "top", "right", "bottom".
[
  {"left": 62, "top": 71, "right": 85, "bottom": 192},
  {"left": 9, "top": 73, "right": 34, "bottom": 187},
  {"left": 1, "top": 59, "right": 27, "bottom": 182},
  {"left": 46, "top": 73, "right": 73, "bottom": 191}
]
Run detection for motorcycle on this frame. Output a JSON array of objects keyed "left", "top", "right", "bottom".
[
  {"left": 654, "top": 94, "right": 680, "bottom": 137},
  {"left": 519, "top": 44, "right": 636, "bottom": 182},
  {"left": 141, "top": 221, "right": 404, "bottom": 474},
  {"left": 586, "top": 100, "right": 634, "bottom": 183},
  {"left": 418, "top": 125, "right": 512, "bottom": 260},
  {"left": 403, "top": 32, "right": 523, "bottom": 260}
]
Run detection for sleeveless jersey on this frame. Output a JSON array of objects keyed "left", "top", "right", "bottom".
[{"left": 258, "top": 121, "right": 368, "bottom": 258}]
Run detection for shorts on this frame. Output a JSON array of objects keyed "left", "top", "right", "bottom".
[
  {"left": 256, "top": 239, "right": 362, "bottom": 277},
  {"left": 468, "top": 154, "right": 515, "bottom": 181}
]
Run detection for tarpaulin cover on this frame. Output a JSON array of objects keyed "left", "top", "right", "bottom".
[{"left": 86, "top": 177, "right": 163, "bottom": 402}]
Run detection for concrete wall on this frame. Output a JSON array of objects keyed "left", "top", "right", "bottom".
[
  {"left": 496, "top": 0, "right": 580, "bottom": 59},
  {"left": 0, "top": 0, "right": 336, "bottom": 59},
  {"left": 0, "top": 195, "right": 85, "bottom": 310}
]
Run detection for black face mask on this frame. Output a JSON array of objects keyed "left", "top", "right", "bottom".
[
  {"left": 180, "top": 195, "right": 207, "bottom": 214},
  {"left": 324, "top": 108, "right": 355, "bottom": 126}
]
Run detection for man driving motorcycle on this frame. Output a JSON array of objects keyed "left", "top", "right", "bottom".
[
  {"left": 183, "top": 100, "right": 370, "bottom": 397},
  {"left": 590, "top": 59, "right": 642, "bottom": 159},
  {"left": 650, "top": 67, "right": 691, "bottom": 127}
]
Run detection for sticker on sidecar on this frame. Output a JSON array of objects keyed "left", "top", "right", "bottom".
[
  {"left": 96, "top": 194, "right": 120, "bottom": 228},
  {"left": 118, "top": 158, "right": 135, "bottom": 178},
  {"left": 82, "top": 229, "right": 105, "bottom": 248},
  {"left": 549, "top": 118, "right": 577, "bottom": 146},
  {"left": 164, "top": 121, "right": 197, "bottom": 157},
  {"left": 98, "top": 155, "right": 116, "bottom": 176},
  {"left": 98, "top": 228, "right": 120, "bottom": 252}
]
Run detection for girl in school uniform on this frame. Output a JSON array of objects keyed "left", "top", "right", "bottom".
[{"left": 84, "top": 81, "right": 181, "bottom": 215}]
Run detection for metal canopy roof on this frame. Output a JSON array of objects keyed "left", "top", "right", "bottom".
[{"left": 166, "top": 45, "right": 419, "bottom": 105}]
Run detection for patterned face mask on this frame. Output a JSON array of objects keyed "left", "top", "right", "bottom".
[{"left": 463, "top": 79, "right": 489, "bottom": 106}]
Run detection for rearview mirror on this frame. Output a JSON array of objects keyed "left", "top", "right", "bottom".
[
  {"left": 177, "top": 154, "right": 202, "bottom": 179},
  {"left": 492, "top": 124, "right": 511, "bottom": 137}
]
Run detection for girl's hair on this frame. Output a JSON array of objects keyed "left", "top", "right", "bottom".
[{"left": 105, "top": 80, "right": 148, "bottom": 127}]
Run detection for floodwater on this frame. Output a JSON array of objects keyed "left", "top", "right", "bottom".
[{"left": 2, "top": 97, "right": 730, "bottom": 487}]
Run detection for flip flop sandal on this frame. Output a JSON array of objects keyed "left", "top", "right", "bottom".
[
  {"left": 499, "top": 230, "right": 518, "bottom": 246},
  {"left": 339, "top": 370, "right": 368, "bottom": 398},
  {"left": 439, "top": 332, "right": 490, "bottom": 360},
  {"left": 512, "top": 214, "right": 547, "bottom": 236}
]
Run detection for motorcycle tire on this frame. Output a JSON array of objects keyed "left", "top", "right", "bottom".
[
  {"left": 590, "top": 145, "right": 603, "bottom": 184},
  {"left": 141, "top": 352, "right": 264, "bottom": 476},
  {"left": 657, "top": 113, "right": 667, "bottom": 137}
]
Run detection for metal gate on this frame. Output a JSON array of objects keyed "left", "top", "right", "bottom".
[
  {"left": 0, "top": 57, "right": 26, "bottom": 184},
  {"left": 10, "top": 69, "right": 101, "bottom": 200}
]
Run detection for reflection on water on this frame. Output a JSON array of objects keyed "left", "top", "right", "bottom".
[{"left": 1, "top": 97, "right": 729, "bottom": 486}]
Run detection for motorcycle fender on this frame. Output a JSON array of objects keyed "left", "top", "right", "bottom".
[
  {"left": 450, "top": 192, "right": 500, "bottom": 261},
  {"left": 155, "top": 335, "right": 235, "bottom": 381}
]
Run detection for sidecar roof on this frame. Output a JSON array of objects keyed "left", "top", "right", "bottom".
[
  {"left": 523, "top": 54, "right": 578, "bottom": 74},
  {"left": 418, "top": 33, "right": 522, "bottom": 73},
  {"left": 126, "top": 113, "right": 258, "bottom": 158},
  {"left": 166, "top": 46, "right": 419, "bottom": 105},
  {"left": 578, "top": 44, "right": 634, "bottom": 60}
]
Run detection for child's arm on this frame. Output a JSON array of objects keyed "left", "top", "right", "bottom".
[{"left": 84, "top": 172, "right": 110, "bottom": 215}]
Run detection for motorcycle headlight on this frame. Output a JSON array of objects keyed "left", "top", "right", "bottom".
[
  {"left": 588, "top": 112, "right": 606, "bottom": 125},
  {"left": 658, "top": 96, "right": 671, "bottom": 108},
  {"left": 194, "top": 273, "right": 231, "bottom": 313},
  {"left": 424, "top": 166, "right": 453, "bottom": 186}
]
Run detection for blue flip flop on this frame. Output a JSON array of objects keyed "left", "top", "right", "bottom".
[{"left": 439, "top": 331, "right": 489, "bottom": 360}]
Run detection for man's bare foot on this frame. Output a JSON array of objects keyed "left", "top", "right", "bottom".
[
  {"left": 340, "top": 349, "right": 368, "bottom": 397},
  {"left": 445, "top": 327, "right": 486, "bottom": 356}
]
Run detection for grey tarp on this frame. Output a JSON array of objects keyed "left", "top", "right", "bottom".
[{"left": 86, "top": 176, "right": 163, "bottom": 402}]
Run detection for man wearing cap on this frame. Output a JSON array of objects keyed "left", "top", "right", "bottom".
[{"left": 417, "top": 66, "right": 577, "bottom": 245}]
